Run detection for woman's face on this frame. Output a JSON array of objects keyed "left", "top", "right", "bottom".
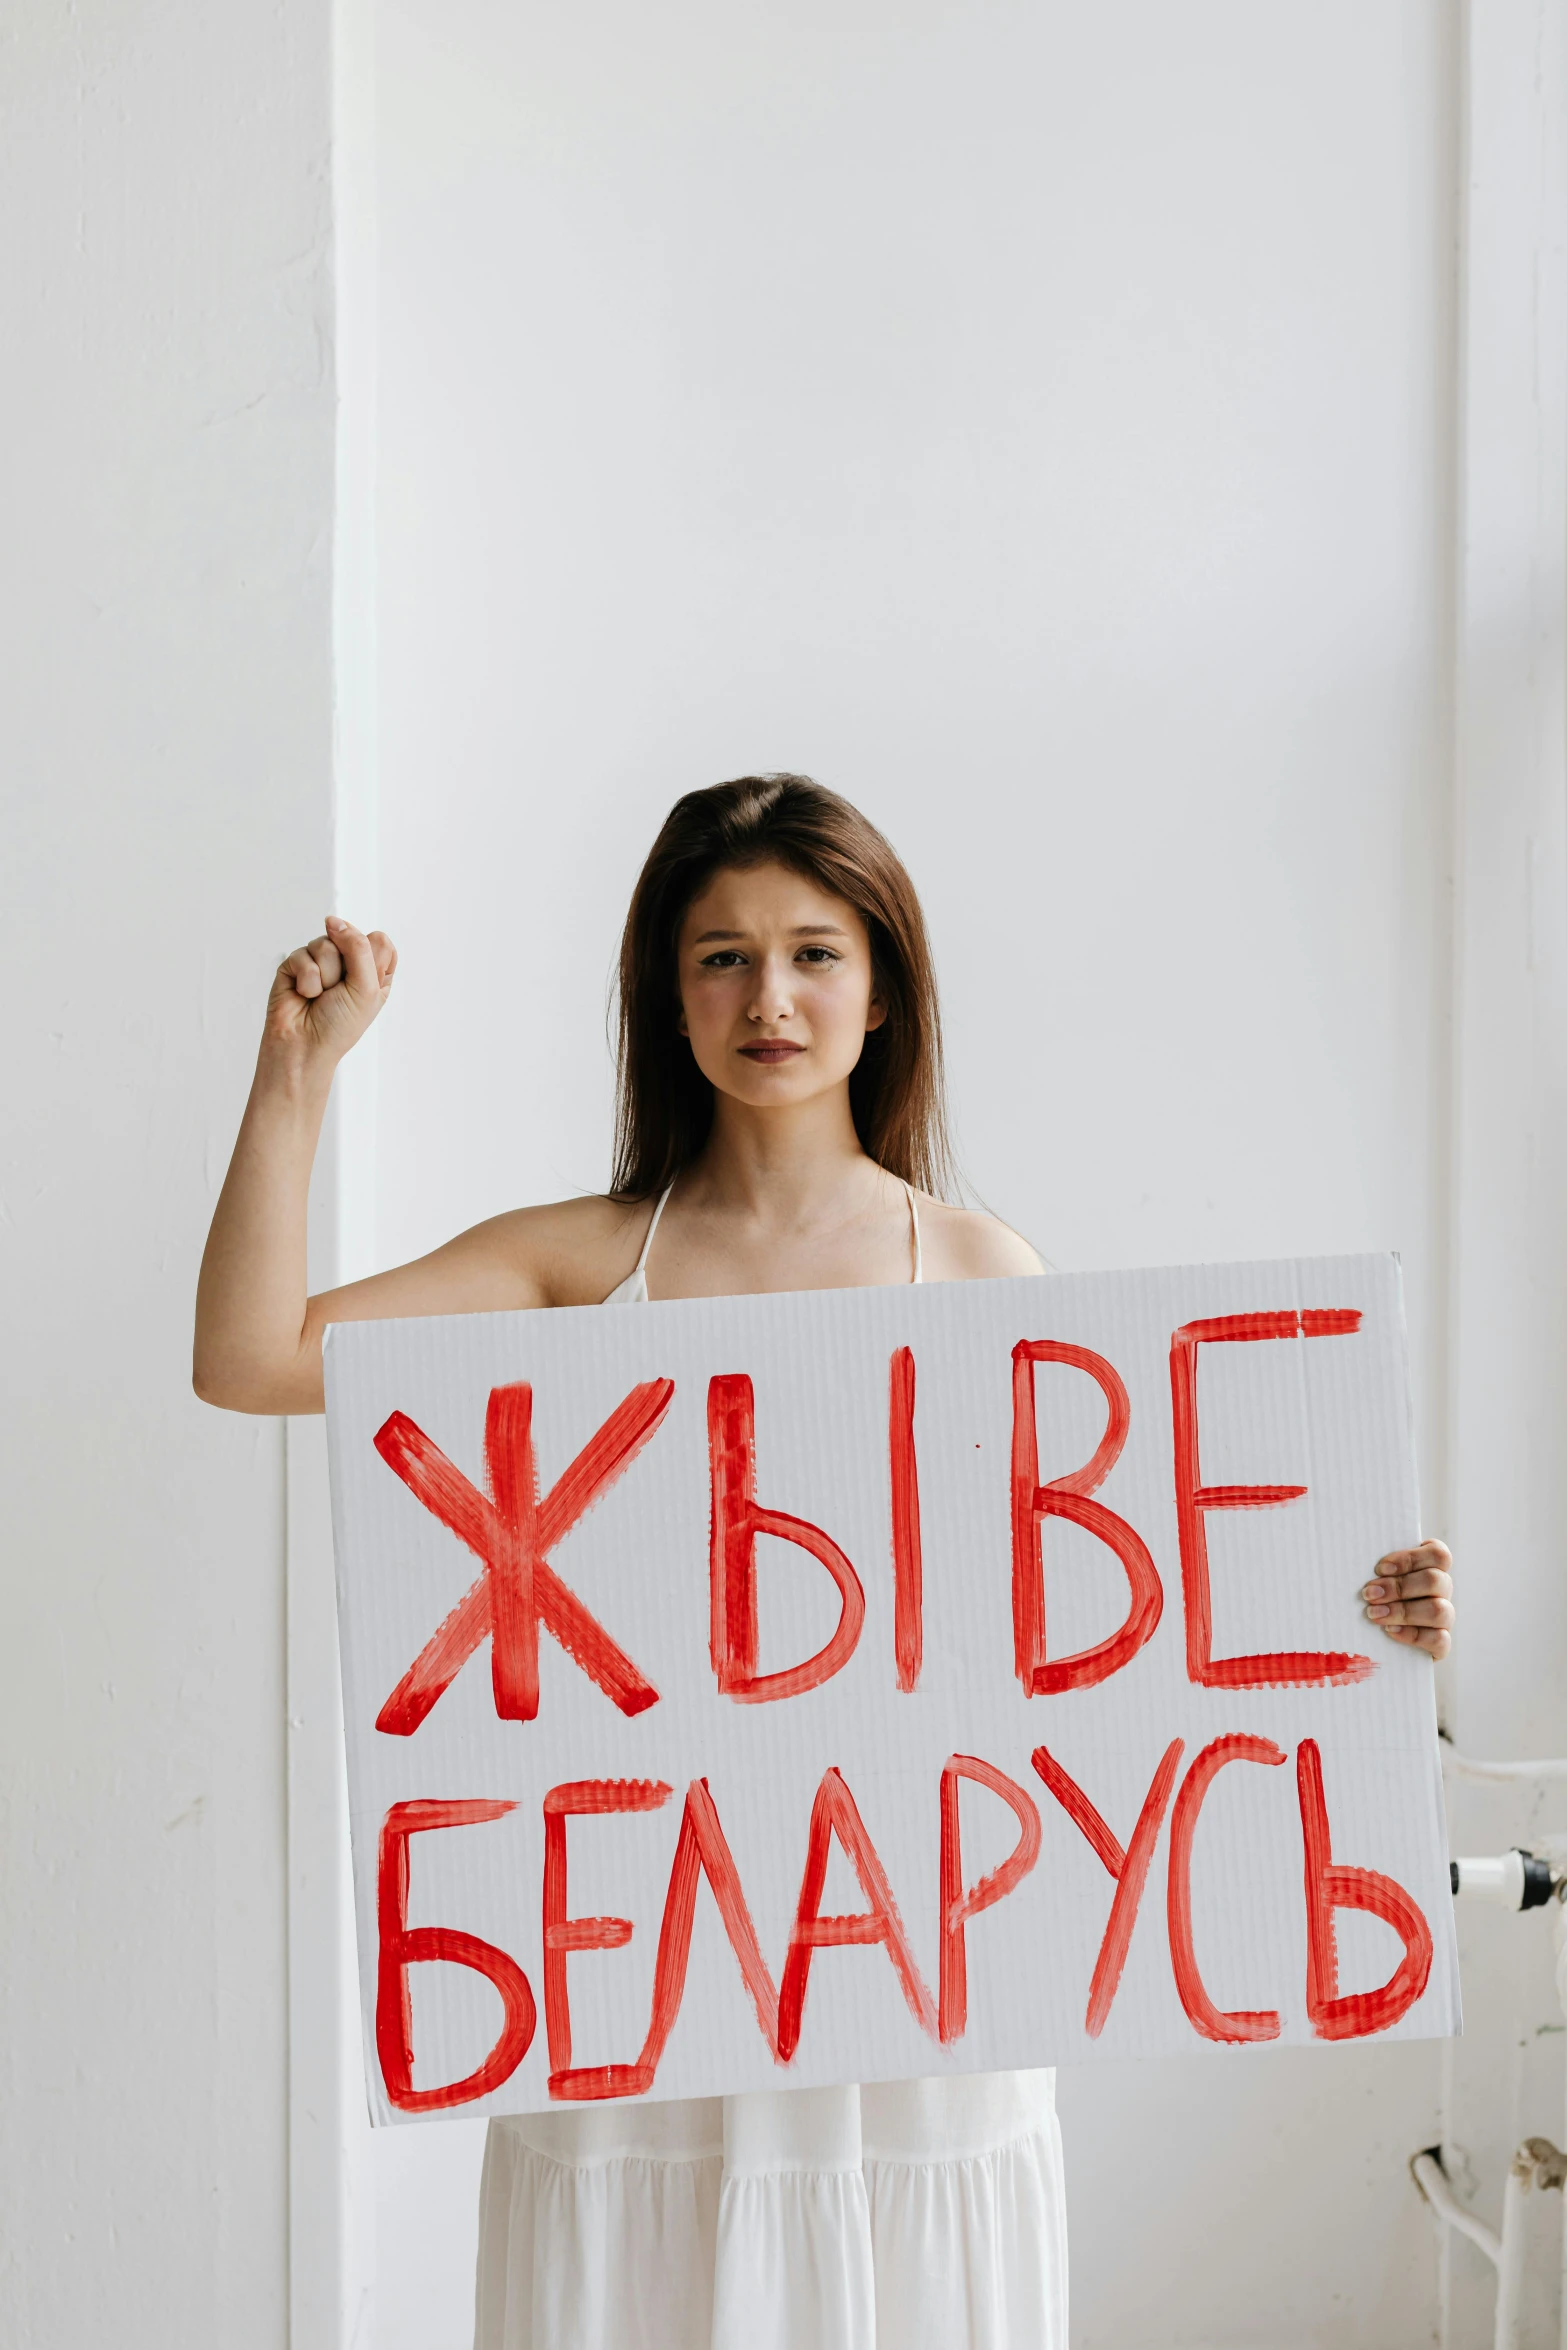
[{"left": 675, "top": 860, "right": 885, "bottom": 1112}]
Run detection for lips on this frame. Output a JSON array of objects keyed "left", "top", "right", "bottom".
[{"left": 739, "top": 1041, "right": 805, "bottom": 1063}]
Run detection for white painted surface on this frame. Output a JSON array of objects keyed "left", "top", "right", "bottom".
[
  {"left": 361, "top": 5, "right": 1509, "bottom": 2344},
  {"left": 0, "top": 4, "right": 334, "bottom": 2348},
  {"left": 1441, "top": 7, "right": 1567, "bottom": 2346}
]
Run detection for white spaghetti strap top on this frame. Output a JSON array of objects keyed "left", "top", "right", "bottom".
[
  {"left": 601, "top": 1179, "right": 922, "bottom": 1303},
  {"left": 600, "top": 1181, "right": 674, "bottom": 1304}
]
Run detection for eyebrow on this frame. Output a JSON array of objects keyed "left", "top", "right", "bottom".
[{"left": 693, "top": 923, "right": 851, "bottom": 943}]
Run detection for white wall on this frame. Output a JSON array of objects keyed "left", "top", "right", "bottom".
[
  {"left": 1, "top": 4, "right": 335, "bottom": 2345},
  {"left": 7, "top": 4, "right": 1559, "bottom": 2348},
  {"left": 1440, "top": 11, "right": 1567, "bottom": 2343},
  {"left": 358, "top": 6, "right": 1567, "bottom": 2347}
]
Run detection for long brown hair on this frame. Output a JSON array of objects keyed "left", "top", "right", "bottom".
[{"left": 611, "top": 774, "right": 954, "bottom": 1199}]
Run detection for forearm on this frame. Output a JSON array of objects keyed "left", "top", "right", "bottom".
[{"left": 194, "top": 1053, "right": 333, "bottom": 1413}]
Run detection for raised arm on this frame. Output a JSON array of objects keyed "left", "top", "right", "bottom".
[
  {"left": 194, "top": 917, "right": 405, "bottom": 1413},
  {"left": 198, "top": 912, "right": 542, "bottom": 1423},
  {"left": 196, "top": 918, "right": 661, "bottom": 1414}
]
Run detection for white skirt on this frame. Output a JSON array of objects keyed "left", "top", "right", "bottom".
[{"left": 474, "top": 2070, "right": 1066, "bottom": 2350}]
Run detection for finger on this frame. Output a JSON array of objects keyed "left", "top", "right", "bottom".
[
  {"left": 1374, "top": 1540, "right": 1452, "bottom": 1579},
  {"left": 1398, "top": 1569, "right": 1453, "bottom": 1602},
  {"left": 1366, "top": 1596, "right": 1455, "bottom": 1630},
  {"left": 1385, "top": 1623, "right": 1451, "bottom": 1660},
  {"left": 323, "top": 916, "right": 381, "bottom": 1002},
  {"left": 306, "top": 933, "right": 345, "bottom": 989},
  {"left": 285, "top": 946, "right": 324, "bottom": 999},
  {"left": 1363, "top": 1568, "right": 1453, "bottom": 1603},
  {"left": 1368, "top": 1597, "right": 1456, "bottom": 1629},
  {"left": 366, "top": 929, "right": 398, "bottom": 989}
]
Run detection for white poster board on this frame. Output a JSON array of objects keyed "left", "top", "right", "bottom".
[{"left": 325, "top": 1254, "right": 1458, "bottom": 2124}]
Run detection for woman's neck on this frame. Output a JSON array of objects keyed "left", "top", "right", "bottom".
[{"left": 682, "top": 1089, "right": 895, "bottom": 1228}]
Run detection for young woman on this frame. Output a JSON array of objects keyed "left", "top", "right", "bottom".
[{"left": 195, "top": 774, "right": 1454, "bottom": 2350}]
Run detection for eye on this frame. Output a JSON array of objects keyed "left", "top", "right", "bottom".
[
  {"left": 796, "top": 946, "right": 843, "bottom": 966},
  {"left": 698, "top": 949, "right": 747, "bottom": 969}
]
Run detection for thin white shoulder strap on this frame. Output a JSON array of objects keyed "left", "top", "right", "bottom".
[
  {"left": 635, "top": 1181, "right": 676, "bottom": 1277},
  {"left": 904, "top": 1183, "right": 923, "bottom": 1285}
]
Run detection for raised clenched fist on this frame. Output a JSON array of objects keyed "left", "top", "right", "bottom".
[{"left": 263, "top": 915, "right": 397, "bottom": 1073}]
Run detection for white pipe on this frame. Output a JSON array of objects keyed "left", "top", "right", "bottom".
[
  {"left": 1411, "top": 2149, "right": 1502, "bottom": 2265},
  {"left": 1441, "top": 1744, "right": 1567, "bottom": 1784},
  {"left": 1453, "top": 1852, "right": 1529, "bottom": 1906},
  {"left": 1496, "top": 2154, "right": 1530, "bottom": 2346},
  {"left": 1425, "top": 1741, "right": 1567, "bottom": 2345},
  {"left": 1495, "top": 2142, "right": 1567, "bottom": 2349}
]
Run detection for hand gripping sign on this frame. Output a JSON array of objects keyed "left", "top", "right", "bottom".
[{"left": 325, "top": 1254, "right": 1458, "bottom": 2124}]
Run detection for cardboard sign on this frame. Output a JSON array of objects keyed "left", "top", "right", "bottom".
[{"left": 325, "top": 1253, "right": 1459, "bottom": 2125}]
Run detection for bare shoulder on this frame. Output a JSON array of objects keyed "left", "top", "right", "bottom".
[
  {"left": 471, "top": 1191, "right": 658, "bottom": 1306},
  {"left": 914, "top": 1196, "right": 1047, "bottom": 1282},
  {"left": 312, "top": 1191, "right": 657, "bottom": 1329}
]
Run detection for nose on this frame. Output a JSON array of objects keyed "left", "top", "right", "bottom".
[{"left": 749, "top": 950, "right": 795, "bottom": 1025}]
